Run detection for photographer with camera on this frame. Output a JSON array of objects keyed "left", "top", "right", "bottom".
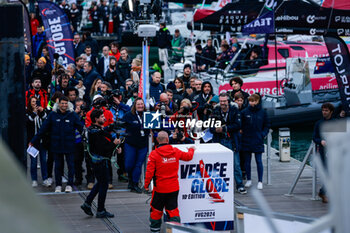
[
  {"left": 153, "top": 93, "right": 175, "bottom": 116},
  {"left": 81, "top": 109, "right": 121, "bottom": 218},
  {"left": 209, "top": 93, "right": 247, "bottom": 195},
  {"left": 169, "top": 128, "right": 193, "bottom": 144},
  {"left": 170, "top": 99, "right": 193, "bottom": 138},
  {"left": 123, "top": 79, "right": 139, "bottom": 107}
]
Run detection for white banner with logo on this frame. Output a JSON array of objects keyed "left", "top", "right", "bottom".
[{"left": 174, "top": 143, "right": 234, "bottom": 224}]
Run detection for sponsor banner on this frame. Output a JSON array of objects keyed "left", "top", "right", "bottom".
[
  {"left": 175, "top": 143, "right": 234, "bottom": 230},
  {"left": 218, "top": 77, "right": 338, "bottom": 95},
  {"left": 324, "top": 36, "right": 350, "bottom": 113},
  {"left": 243, "top": 11, "right": 274, "bottom": 34},
  {"left": 7, "top": 0, "right": 32, "bottom": 55},
  {"left": 314, "top": 57, "right": 334, "bottom": 74},
  {"left": 38, "top": 0, "right": 74, "bottom": 68}
]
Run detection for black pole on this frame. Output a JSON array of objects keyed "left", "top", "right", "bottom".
[
  {"left": 0, "top": 3, "right": 26, "bottom": 170},
  {"left": 275, "top": 34, "right": 279, "bottom": 96}
]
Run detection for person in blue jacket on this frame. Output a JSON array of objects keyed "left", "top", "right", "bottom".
[
  {"left": 30, "top": 96, "right": 84, "bottom": 193},
  {"left": 241, "top": 94, "right": 270, "bottom": 190},
  {"left": 150, "top": 71, "right": 164, "bottom": 103},
  {"left": 122, "top": 97, "right": 150, "bottom": 193}
]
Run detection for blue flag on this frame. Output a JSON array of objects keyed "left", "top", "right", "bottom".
[
  {"left": 38, "top": 0, "right": 75, "bottom": 68},
  {"left": 242, "top": 10, "right": 274, "bottom": 34}
]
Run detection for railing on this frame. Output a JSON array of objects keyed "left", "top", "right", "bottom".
[{"left": 285, "top": 141, "right": 318, "bottom": 200}]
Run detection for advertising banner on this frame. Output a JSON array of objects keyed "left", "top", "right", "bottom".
[
  {"left": 174, "top": 143, "right": 234, "bottom": 231},
  {"left": 38, "top": 0, "right": 75, "bottom": 68},
  {"left": 324, "top": 35, "right": 350, "bottom": 113}
]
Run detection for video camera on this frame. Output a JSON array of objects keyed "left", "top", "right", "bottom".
[
  {"left": 126, "top": 83, "right": 138, "bottom": 99},
  {"left": 105, "top": 89, "right": 123, "bottom": 106}
]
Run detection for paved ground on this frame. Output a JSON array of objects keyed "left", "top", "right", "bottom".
[{"left": 31, "top": 147, "right": 329, "bottom": 233}]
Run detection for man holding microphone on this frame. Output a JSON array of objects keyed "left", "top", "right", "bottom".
[{"left": 144, "top": 131, "right": 196, "bottom": 233}]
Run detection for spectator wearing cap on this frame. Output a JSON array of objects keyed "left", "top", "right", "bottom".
[
  {"left": 32, "top": 56, "right": 52, "bottom": 90},
  {"left": 194, "top": 44, "right": 207, "bottom": 72},
  {"left": 30, "top": 96, "right": 84, "bottom": 193},
  {"left": 25, "top": 54, "right": 33, "bottom": 90},
  {"left": 156, "top": 22, "right": 172, "bottom": 70},
  {"left": 179, "top": 64, "right": 192, "bottom": 89},
  {"left": 229, "top": 77, "right": 250, "bottom": 109},
  {"left": 85, "top": 95, "right": 114, "bottom": 128},
  {"left": 171, "top": 29, "right": 185, "bottom": 62},
  {"left": 98, "top": 46, "right": 111, "bottom": 78}
]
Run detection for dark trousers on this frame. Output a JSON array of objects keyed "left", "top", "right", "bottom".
[
  {"left": 150, "top": 191, "right": 180, "bottom": 232},
  {"left": 92, "top": 20, "right": 100, "bottom": 33},
  {"left": 74, "top": 142, "right": 85, "bottom": 183},
  {"left": 54, "top": 153, "right": 75, "bottom": 186},
  {"left": 86, "top": 161, "right": 109, "bottom": 212},
  {"left": 47, "top": 150, "right": 54, "bottom": 178},
  {"left": 102, "top": 18, "right": 108, "bottom": 33},
  {"left": 117, "top": 144, "right": 126, "bottom": 176},
  {"left": 244, "top": 152, "right": 263, "bottom": 182},
  {"left": 85, "top": 150, "right": 95, "bottom": 183}
]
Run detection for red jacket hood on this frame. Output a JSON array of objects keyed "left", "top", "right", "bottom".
[{"left": 154, "top": 144, "right": 177, "bottom": 158}]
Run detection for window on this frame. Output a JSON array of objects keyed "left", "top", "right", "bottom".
[{"left": 278, "top": 49, "right": 289, "bottom": 58}]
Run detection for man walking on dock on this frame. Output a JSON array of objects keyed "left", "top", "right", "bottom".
[{"left": 313, "top": 102, "right": 334, "bottom": 203}]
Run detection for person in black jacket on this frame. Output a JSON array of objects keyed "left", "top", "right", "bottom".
[
  {"left": 81, "top": 109, "right": 121, "bottom": 218},
  {"left": 122, "top": 98, "right": 150, "bottom": 193},
  {"left": 26, "top": 96, "right": 49, "bottom": 188},
  {"left": 193, "top": 81, "right": 215, "bottom": 120},
  {"left": 83, "top": 61, "right": 102, "bottom": 106},
  {"left": 82, "top": 31, "right": 99, "bottom": 56},
  {"left": 30, "top": 96, "right": 84, "bottom": 193},
  {"left": 241, "top": 94, "right": 270, "bottom": 190},
  {"left": 97, "top": 46, "right": 110, "bottom": 78},
  {"left": 99, "top": 0, "right": 110, "bottom": 33},
  {"left": 157, "top": 22, "right": 172, "bottom": 70},
  {"left": 229, "top": 77, "right": 250, "bottom": 109},
  {"left": 312, "top": 102, "right": 334, "bottom": 203},
  {"left": 116, "top": 47, "right": 132, "bottom": 86},
  {"left": 202, "top": 39, "right": 217, "bottom": 68},
  {"left": 150, "top": 71, "right": 164, "bottom": 103},
  {"left": 91, "top": 5, "right": 100, "bottom": 34},
  {"left": 73, "top": 33, "right": 85, "bottom": 58},
  {"left": 209, "top": 93, "right": 247, "bottom": 194},
  {"left": 112, "top": 1, "right": 122, "bottom": 40}
]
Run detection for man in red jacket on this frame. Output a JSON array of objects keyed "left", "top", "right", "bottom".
[{"left": 144, "top": 131, "right": 195, "bottom": 233}]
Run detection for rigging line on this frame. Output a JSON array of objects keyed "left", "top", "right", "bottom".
[{"left": 325, "top": 0, "right": 335, "bottom": 35}]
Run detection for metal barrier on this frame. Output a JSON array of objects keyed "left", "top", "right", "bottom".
[
  {"left": 234, "top": 205, "right": 316, "bottom": 233},
  {"left": 285, "top": 141, "right": 318, "bottom": 199},
  {"left": 266, "top": 129, "right": 273, "bottom": 185},
  {"left": 165, "top": 222, "right": 216, "bottom": 233}
]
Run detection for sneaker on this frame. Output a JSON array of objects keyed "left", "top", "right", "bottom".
[
  {"left": 318, "top": 193, "right": 328, "bottom": 203},
  {"left": 130, "top": 183, "right": 142, "bottom": 194},
  {"left": 47, "top": 178, "right": 53, "bottom": 186},
  {"left": 43, "top": 179, "right": 51, "bottom": 187},
  {"left": 87, "top": 183, "right": 94, "bottom": 190},
  {"left": 108, "top": 184, "right": 113, "bottom": 189},
  {"left": 257, "top": 182, "right": 263, "bottom": 190},
  {"left": 96, "top": 210, "right": 114, "bottom": 218},
  {"left": 80, "top": 203, "right": 93, "bottom": 216},
  {"left": 55, "top": 186, "right": 62, "bottom": 193},
  {"left": 65, "top": 185, "right": 73, "bottom": 193},
  {"left": 245, "top": 180, "right": 252, "bottom": 188},
  {"left": 118, "top": 175, "right": 129, "bottom": 183},
  {"left": 32, "top": 181, "right": 38, "bottom": 187},
  {"left": 237, "top": 187, "right": 247, "bottom": 194},
  {"left": 62, "top": 176, "right": 68, "bottom": 183}
]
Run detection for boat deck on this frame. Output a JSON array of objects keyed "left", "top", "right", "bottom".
[{"left": 33, "top": 148, "right": 328, "bottom": 233}]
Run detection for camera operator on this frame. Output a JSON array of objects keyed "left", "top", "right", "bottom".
[
  {"left": 123, "top": 79, "right": 138, "bottom": 107},
  {"left": 85, "top": 95, "right": 114, "bottom": 128},
  {"left": 107, "top": 89, "right": 131, "bottom": 121},
  {"left": 153, "top": 93, "right": 174, "bottom": 116},
  {"left": 81, "top": 109, "right": 121, "bottom": 218},
  {"left": 169, "top": 128, "right": 193, "bottom": 144},
  {"left": 170, "top": 99, "right": 193, "bottom": 138},
  {"left": 209, "top": 93, "right": 247, "bottom": 194}
]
